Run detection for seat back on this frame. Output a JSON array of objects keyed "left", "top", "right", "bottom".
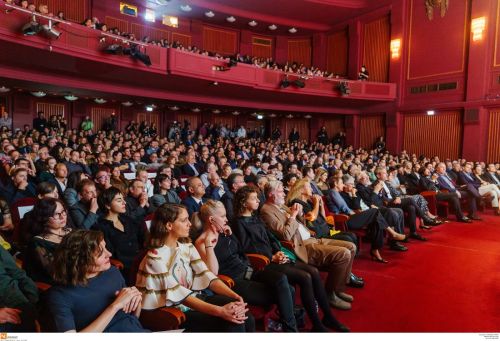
[{"left": 11, "top": 197, "right": 37, "bottom": 244}]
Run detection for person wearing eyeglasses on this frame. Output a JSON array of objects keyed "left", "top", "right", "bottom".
[{"left": 24, "top": 198, "right": 71, "bottom": 284}]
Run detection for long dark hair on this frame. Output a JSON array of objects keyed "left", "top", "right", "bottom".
[
  {"left": 148, "top": 204, "right": 188, "bottom": 249},
  {"left": 153, "top": 173, "right": 169, "bottom": 195},
  {"left": 52, "top": 230, "right": 104, "bottom": 286},
  {"left": 67, "top": 171, "right": 84, "bottom": 189}
]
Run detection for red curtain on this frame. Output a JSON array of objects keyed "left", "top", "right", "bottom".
[
  {"left": 91, "top": 107, "right": 117, "bottom": 131},
  {"left": 284, "top": 118, "right": 310, "bottom": 141},
  {"left": 105, "top": 16, "right": 129, "bottom": 33},
  {"left": 34, "top": 0, "right": 88, "bottom": 23},
  {"left": 176, "top": 113, "right": 200, "bottom": 130},
  {"left": 252, "top": 36, "right": 273, "bottom": 59},
  {"left": 363, "top": 15, "right": 390, "bottom": 82},
  {"left": 324, "top": 116, "right": 345, "bottom": 138},
  {"left": 36, "top": 102, "right": 65, "bottom": 117},
  {"left": 203, "top": 27, "right": 237, "bottom": 56},
  {"left": 359, "top": 115, "right": 385, "bottom": 150},
  {"left": 326, "top": 29, "right": 348, "bottom": 76},
  {"left": 131, "top": 23, "right": 169, "bottom": 42},
  {"left": 403, "top": 111, "right": 462, "bottom": 159},
  {"left": 488, "top": 110, "right": 500, "bottom": 163},
  {"left": 213, "top": 115, "right": 236, "bottom": 130},
  {"left": 287, "top": 39, "right": 312, "bottom": 66},
  {"left": 172, "top": 33, "right": 192, "bottom": 47}
]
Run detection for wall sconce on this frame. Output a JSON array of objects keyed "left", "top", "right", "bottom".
[
  {"left": 471, "top": 17, "right": 486, "bottom": 41},
  {"left": 390, "top": 39, "right": 401, "bottom": 59}
]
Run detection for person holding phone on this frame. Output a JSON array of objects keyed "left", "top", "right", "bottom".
[{"left": 233, "top": 186, "right": 350, "bottom": 332}]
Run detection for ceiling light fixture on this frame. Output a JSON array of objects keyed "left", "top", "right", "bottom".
[
  {"left": 146, "top": 105, "right": 154, "bottom": 112},
  {"left": 226, "top": 16, "right": 236, "bottom": 23},
  {"left": 192, "top": 107, "right": 201, "bottom": 112},
  {"left": 288, "top": 27, "right": 297, "bottom": 34},
  {"left": 304, "top": 114, "right": 312, "bottom": 119},
  {"left": 30, "top": 91, "right": 47, "bottom": 98},
  {"left": 64, "top": 94, "right": 78, "bottom": 101},
  {"left": 427, "top": 110, "right": 435, "bottom": 116},
  {"left": 205, "top": 11, "right": 215, "bottom": 18},
  {"left": 212, "top": 109, "right": 221, "bottom": 114},
  {"left": 268, "top": 24, "right": 277, "bottom": 31},
  {"left": 248, "top": 20, "right": 257, "bottom": 27},
  {"left": 232, "top": 111, "right": 240, "bottom": 116},
  {"left": 286, "top": 114, "right": 294, "bottom": 119},
  {"left": 257, "top": 114, "right": 264, "bottom": 120},
  {"left": 94, "top": 98, "right": 107, "bottom": 104},
  {"left": 0, "top": 86, "right": 10, "bottom": 93},
  {"left": 269, "top": 113, "right": 277, "bottom": 118},
  {"left": 180, "top": 5, "right": 192, "bottom": 12},
  {"left": 121, "top": 101, "right": 133, "bottom": 107},
  {"left": 169, "top": 105, "right": 179, "bottom": 111}
]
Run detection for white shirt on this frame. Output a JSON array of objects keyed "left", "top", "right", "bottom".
[{"left": 381, "top": 182, "right": 393, "bottom": 200}]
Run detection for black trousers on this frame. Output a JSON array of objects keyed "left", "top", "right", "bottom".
[
  {"left": 392, "top": 198, "right": 427, "bottom": 234},
  {"left": 233, "top": 268, "right": 297, "bottom": 332},
  {"left": 266, "top": 261, "right": 340, "bottom": 330},
  {"left": 379, "top": 207, "right": 405, "bottom": 234},
  {"left": 436, "top": 191, "right": 465, "bottom": 219},
  {"left": 0, "top": 303, "right": 37, "bottom": 332},
  {"left": 181, "top": 294, "right": 255, "bottom": 332},
  {"left": 459, "top": 189, "right": 478, "bottom": 216},
  {"left": 346, "top": 208, "right": 387, "bottom": 250}
]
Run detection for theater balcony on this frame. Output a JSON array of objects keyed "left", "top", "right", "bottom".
[{"left": 0, "top": 2, "right": 396, "bottom": 114}]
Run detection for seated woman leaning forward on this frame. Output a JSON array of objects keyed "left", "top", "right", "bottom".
[{"left": 135, "top": 203, "right": 255, "bottom": 333}]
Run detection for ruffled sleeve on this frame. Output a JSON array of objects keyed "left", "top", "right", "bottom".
[{"left": 136, "top": 247, "right": 194, "bottom": 310}]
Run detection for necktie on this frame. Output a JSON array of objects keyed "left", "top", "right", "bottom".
[{"left": 442, "top": 175, "right": 455, "bottom": 189}]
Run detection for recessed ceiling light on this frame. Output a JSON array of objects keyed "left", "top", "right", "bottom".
[
  {"left": 180, "top": 5, "right": 192, "bottom": 12},
  {"left": 268, "top": 24, "right": 277, "bottom": 31},
  {"left": 288, "top": 27, "right": 297, "bottom": 33},
  {"left": 427, "top": 110, "right": 435, "bottom": 116},
  {"left": 121, "top": 101, "right": 133, "bottom": 107},
  {"left": 205, "top": 11, "right": 215, "bottom": 18},
  {"left": 0, "top": 86, "right": 10, "bottom": 93},
  {"left": 257, "top": 114, "right": 264, "bottom": 120},
  {"left": 146, "top": 105, "right": 154, "bottom": 112},
  {"left": 31, "top": 91, "right": 46, "bottom": 98},
  {"left": 94, "top": 98, "right": 107, "bottom": 104},
  {"left": 248, "top": 20, "right": 257, "bottom": 27},
  {"left": 64, "top": 95, "right": 78, "bottom": 101},
  {"left": 226, "top": 16, "right": 236, "bottom": 23}
]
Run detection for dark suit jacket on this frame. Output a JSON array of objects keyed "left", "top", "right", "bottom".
[
  {"left": 181, "top": 163, "right": 200, "bottom": 177},
  {"left": 448, "top": 170, "right": 460, "bottom": 182},
  {"left": 339, "top": 191, "right": 363, "bottom": 211},
  {"left": 48, "top": 178, "right": 66, "bottom": 198},
  {"left": 405, "top": 173, "right": 421, "bottom": 194},
  {"left": 419, "top": 176, "right": 440, "bottom": 192},
  {"left": 436, "top": 175, "right": 458, "bottom": 192},
  {"left": 181, "top": 196, "right": 205, "bottom": 216},
  {"left": 356, "top": 183, "right": 384, "bottom": 207},
  {"left": 458, "top": 172, "right": 481, "bottom": 188},
  {"left": 482, "top": 172, "right": 500, "bottom": 186}
]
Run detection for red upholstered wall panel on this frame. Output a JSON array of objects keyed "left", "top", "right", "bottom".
[
  {"left": 407, "top": 0, "right": 468, "bottom": 80},
  {"left": 131, "top": 23, "right": 169, "bottom": 42},
  {"left": 202, "top": 27, "right": 237, "bottom": 55},
  {"left": 34, "top": 0, "right": 88, "bottom": 23},
  {"left": 487, "top": 110, "right": 500, "bottom": 163},
  {"left": 287, "top": 39, "right": 312, "bottom": 67},
  {"left": 363, "top": 15, "right": 390, "bottom": 82},
  {"left": 213, "top": 115, "right": 236, "bottom": 130},
  {"left": 252, "top": 36, "right": 273, "bottom": 59},
  {"left": 283, "top": 118, "right": 310, "bottom": 141},
  {"left": 359, "top": 115, "right": 385, "bottom": 150},
  {"left": 176, "top": 113, "right": 201, "bottom": 130},
  {"left": 324, "top": 116, "right": 345, "bottom": 138},
  {"left": 403, "top": 111, "right": 462, "bottom": 159},
  {"left": 172, "top": 33, "right": 192, "bottom": 47},
  {"left": 91, "top": 107, "right": 117, "bottom": 131},
  {"left": 105, "top": 16, "right": 129, "bottom": 33},
  {"left": 326, "top": 29, "right": 348, "bottom": 76},
  {"left": 36, "top": 102, "right": 65, "bottom": 118}
]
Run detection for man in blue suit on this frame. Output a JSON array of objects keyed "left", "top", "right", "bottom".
[
  {"left": 181, "top": 176, "right": 206, "bottom": 216},
  {"left": 435, "top": 163, "right": 479, "bottom": 220}
]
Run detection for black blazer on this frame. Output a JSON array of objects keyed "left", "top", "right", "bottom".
[
  {"left": 181, "top": 196, "right": 205, "bottom": 216},
  {"left": 482, "top": 172, "right": 500, "bottom": 186},
  {"left": 356, "top": 183, "right": 383, "bottom": 207},
  {"left": 181, "top": 163, "right": 200, "bottom": 177}
]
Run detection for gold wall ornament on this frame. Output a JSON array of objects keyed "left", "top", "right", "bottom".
[{"left": 425, "top": 0, "right": 449, "bottom": 20}]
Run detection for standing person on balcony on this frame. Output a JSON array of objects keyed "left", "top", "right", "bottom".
[
  {"left": 33, "top": 111, "right": 47, "bottom": 132},
  {"left": 80, "top": 116, "right": 94, "bottom": 132}
]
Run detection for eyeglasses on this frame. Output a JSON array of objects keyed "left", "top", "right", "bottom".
[{"left": 53, "top": 210, "right": 67, "bottom": 219}]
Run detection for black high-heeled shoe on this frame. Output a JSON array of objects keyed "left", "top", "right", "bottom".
[{"left": 370, "top": 250, "right": 388, "bottom": 263}]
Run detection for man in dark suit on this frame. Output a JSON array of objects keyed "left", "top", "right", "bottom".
[
  {"left": 125, "top": 179, "right": 151, "bottom": 221},
  {"left": 221, "top": 173, "right": 246, "bottom": 224},
  {"left": 374, "top": 167, "right": 427, "bottom": 241},
  {"left": 181, "top": 176, "right": 206, "bottom": 216},
  {"left": 48, "top": 163, "right": 68, "bottom": 198},
  {"left": 355, "top": 172, "right": 408, "bottom": 251},
  {"left": 435, "top": 163, "right": 479, "bottom": 220},
  {"left": 419, "top": 167, "right": 471, "bottom": 223},
  {"left": 204, "top": 172, "right": 227, "bottom": 201},
  {"left": 482, "top": 163, "right": 500, "bottom": 187},
  {"left": 181, "top": 148, "right": 200, "bottom": 176}
]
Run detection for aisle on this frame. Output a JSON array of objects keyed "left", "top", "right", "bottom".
[{"left": 332, "top": 213, "right": 500, "bottom": 332}]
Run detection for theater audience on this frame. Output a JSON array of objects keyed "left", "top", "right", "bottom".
[
  {"left": 136, "top": 204, "right": 255, "bottom": 332},
  {"left": 150, "top": 174, "right": 181, "bottom": 210},
  {"left": 221, "top": 173, "right": 245, "bottom": 224},
  {"left": 125, "top": 179, "right": 150, "bottom": 221},
  {"left": 69, "top": 179, "right": 99, "bottom": 229},
  {"left": 181, "top": 176, "right": 206, "bottom": 216}
]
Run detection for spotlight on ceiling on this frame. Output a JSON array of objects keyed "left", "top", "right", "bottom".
[
  {"left": 226, "top": 16, "right": 236, "bottom": 23},
  {"left": 427, "top": 110, "right": 435, "bottom": 116},
  {"left": 257, "top": 114, "right": 264, "bottom": 120},
  {"left": 248, "top": 20, "right": 258, "bottom": 27},
  {"left": 205, "top": 11, "right": 215, "bottom": 18},
  {"left": 180, "top": 5, "right": 192, "bottom": 11},
  {"left": 288, "top": 27, "right": 297, "bottom": 34},
  {"left": 0, "top": 86, "right": 10, "bottom": 93},
  {"left": 122, "top": 101, "right": 134, "bottom": 107},
  {"left": 31, "top": 91, "right": 47, "bottom": 98},
  {"left": 94, "top": 98, "right": 107, "bottom": 104},
  {"left": 146, "top": 105, "right": 154, "bottom": 112},
  {"left": 268, "top": 24, "right": 277, "bottom": 31},
  {"left": 64, "top": 94, "right": 78, "bottom": 101}
]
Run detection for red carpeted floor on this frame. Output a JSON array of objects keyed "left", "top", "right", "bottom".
[{"left": 330, "top": 211, "right": 500, "bottom": 332}]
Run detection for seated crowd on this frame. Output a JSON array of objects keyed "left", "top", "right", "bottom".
[{"left": 0, "top": 110, "right": 499, "bottom": 333}]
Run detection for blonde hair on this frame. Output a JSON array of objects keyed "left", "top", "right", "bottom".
[
  {"left": 286, "top": 177, "right": 310, "bottom": 205},
  {"left": 190, "top": 199, "right": 225, "bottom": 236},
  {"left": 314, "top": 168, "right": 328, "bottom": 183}
]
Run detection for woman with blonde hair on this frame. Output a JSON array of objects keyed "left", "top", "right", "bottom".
[
  {"left": 192, "top": 200, "right": 298, "bottom": 332},
  {"left": 136, "top": 203, "right": 255, "bottom": 332},
  {"left": 314, "top": 168, "right": 329, "bottom": 194}
]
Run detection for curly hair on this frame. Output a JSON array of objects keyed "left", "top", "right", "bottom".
[
  {"left": 30, "top": 198, "right": 67, "bottom": 237},
  {"left": 52, "top": 230, "right": 104, "bottom": 286},
  {"left": 148, "top": 203, "right": 189, "bottom": 249},
  {"left": 233, "top": 185, "right": 258, "bottom": 218}
]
